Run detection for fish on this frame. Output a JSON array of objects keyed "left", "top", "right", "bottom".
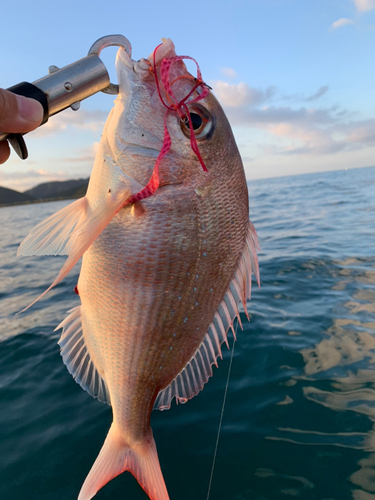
[{"left": 17, "top": 38, "right": 260, "bottom": 500}]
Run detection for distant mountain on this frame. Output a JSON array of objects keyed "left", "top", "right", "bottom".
[
  {"left": 24, "top": 178, "right": 89, "bottom": 200},
  {"left": 0, "top": 186, "right": 36, "bottom": 206},
  {"left": 0, "top": 178, "right": 89, "bottom": 207},
  {"left": 53, "top": 182, "right": 89, "bottom": 200}
]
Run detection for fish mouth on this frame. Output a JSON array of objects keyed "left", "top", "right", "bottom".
[
  {"left": 117, "top": 48, "right": 153, "bottom": 81},
  {"left": 117, "top": 38, "right": 177, "bottom": 81},
  {"left": 120, "top": 142, "right": 162, "bottom": 158}
]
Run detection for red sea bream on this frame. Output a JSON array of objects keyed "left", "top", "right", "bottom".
[{"left": 18, "top": 38, "right": 260, "bottom": 500}]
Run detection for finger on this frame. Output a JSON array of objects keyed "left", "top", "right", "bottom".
[
  {"left": 0, "top": 88, "right": 43, "bottom": 133},
  {"left": 0, "top": 140, "right": 11, "bottom": 164}
]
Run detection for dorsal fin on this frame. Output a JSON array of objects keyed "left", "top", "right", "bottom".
[
  {"left": 56, "top": 306, "right": 111, "bottom": 405},
  {"left": 154, "top": 221, "right": 260, "bottom": 411}
]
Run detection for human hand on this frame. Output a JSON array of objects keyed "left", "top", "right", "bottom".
[{"left": 0, "top": 88, "right": 43, "bottom": 164}]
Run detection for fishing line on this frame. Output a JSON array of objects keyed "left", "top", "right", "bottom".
[{"left": 206, "top": 320, "right": 238, "bottom": 500}]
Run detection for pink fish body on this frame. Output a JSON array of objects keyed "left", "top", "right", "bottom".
[{"left": 18, "top": 39, "right": 259, "bottom": 500}]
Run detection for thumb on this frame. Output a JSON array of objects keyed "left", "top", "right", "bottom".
[{"left": 0, "top": 88, "right": 43, "bottom": 133}]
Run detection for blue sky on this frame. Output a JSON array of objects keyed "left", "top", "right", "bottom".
[{"left": 1, "top": 0, "right": 375, "bottom": 191}]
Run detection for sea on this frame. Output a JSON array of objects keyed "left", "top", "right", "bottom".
[{"left": 0, "top": 165, "right": 374, "bottom": 500}]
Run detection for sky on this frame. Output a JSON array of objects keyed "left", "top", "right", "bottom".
[{"left": 1, "top": 0, "right": 375, "bottom": 191}]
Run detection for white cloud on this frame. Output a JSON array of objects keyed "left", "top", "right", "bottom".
[
  {"left": 267, "top": 111, "right": 375, "bottom": 156},
  {"left": 331, "top": 18, "right": 354, "bottom": 30},
  {"left": 212, "top": 81, "right": 275, "bottom": 108},
  {"left": 224, "top": 104, "right": 342, "bottom": 128},
  {"left": 352, "top": 0, "right": 375, "bottom": 12},
  {"left": 220, "top": 67, "right": 237, "bottom": 79}
]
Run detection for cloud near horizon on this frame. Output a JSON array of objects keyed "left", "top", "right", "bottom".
[
  {"left": 0, "top": 142, "right": 99, "bottom": 192},
  {"left": 212, "top": 80, "right": 375, "bottom": 158},
  {"left": 0, "top": 168, "right": 72, "bottom": 192}
]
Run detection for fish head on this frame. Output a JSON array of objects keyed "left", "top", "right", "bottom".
[{"left": 102, "top": 38, "right": 246, "bottom": 193}]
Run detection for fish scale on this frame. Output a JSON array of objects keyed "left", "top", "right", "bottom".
[
  {"left": 81, "top": 176, "right": 244, "bottom": 425},
  {"left": 17, "top": 38, "right": 260, "bottom": 500}
]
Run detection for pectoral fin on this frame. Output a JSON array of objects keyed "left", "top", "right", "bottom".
[
  {"left": 18, "top": 197, "right": 88, "bottom": 257},
  {"left": 18, "top": 183, "right": 134, "bottom": 313}
]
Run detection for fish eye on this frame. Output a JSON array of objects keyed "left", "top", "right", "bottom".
[
  {"left": 180, "top": 104, "right": 214, "bottom": 140},
  {"left": 186, "top": 113, "right": 203, "bottom": 130}
]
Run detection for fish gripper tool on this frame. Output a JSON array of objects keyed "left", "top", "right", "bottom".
[{"left": 0, "top": 34, "right": 132, "bottom": 159}]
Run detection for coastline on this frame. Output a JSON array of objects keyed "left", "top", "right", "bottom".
[{"left": 0, "top": 195, "right": 80, "bottom": 208}]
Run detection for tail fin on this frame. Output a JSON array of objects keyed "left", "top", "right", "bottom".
[{"left": 78, "top": 424, "right": 169, "bottom": 500}]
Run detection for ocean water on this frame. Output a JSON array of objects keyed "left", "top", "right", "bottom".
[{"left": 0, "top": 165, "right": 374, "bottom": 500}]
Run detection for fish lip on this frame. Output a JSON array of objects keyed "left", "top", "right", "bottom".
[
  {"left": 119, "top": 142, "right": 162, "bottom": 157},
  {"left": 117, "top": 48, "right": 152, "bottom": 80},
  {"left": 118, "top": 140, "right": 183, "bottom": 160},
  {"left": 118, "top": 47, "right": 135, "bottom": 70}
]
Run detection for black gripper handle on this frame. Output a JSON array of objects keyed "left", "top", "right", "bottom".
[{"left": 6, "top": 82, "right": 49, "bottom": 160}]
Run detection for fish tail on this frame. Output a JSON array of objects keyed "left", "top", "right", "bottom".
[{"left": 78, "top": 424, "right": 169, "bottom": 500}]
